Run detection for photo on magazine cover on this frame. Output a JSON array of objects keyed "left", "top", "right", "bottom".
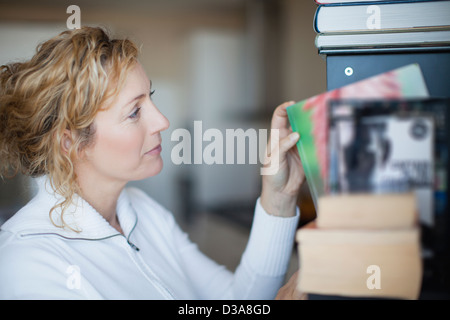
[{"left": 328, "top": 97, "right": 450, "bottom": 227}]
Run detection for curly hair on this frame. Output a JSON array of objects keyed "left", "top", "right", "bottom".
[{"left": 0, "top": 26, "right": 139, "bottom": 230}]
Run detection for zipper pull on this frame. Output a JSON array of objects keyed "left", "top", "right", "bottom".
[{"left": 127, "top": 240, "right": 140, "bottom": 252}]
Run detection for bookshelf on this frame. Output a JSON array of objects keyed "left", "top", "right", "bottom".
[
  {"left": 325, "top": 49, "right": 450, "bottom": 97},
  {"left": 310, "top": 0, "right": 450, "bottom": 299},
  {"left": 322, "top": 44, "right": 450, "bottom": 301},
  {"left": 283, "top": 0, "right": 450, "bottom": 300}
]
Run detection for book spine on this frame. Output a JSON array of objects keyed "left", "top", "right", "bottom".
[
  {"left": 313, "top": 6, "right": 320, "bottom": 33},
  {"left": 315, "top": 0, "right": 441, "bottom": 7},
  {"left": 314, "top": 0, "right": 450, "bottom": 34},
  {"left": 315, "top": 31, "right": 450, "bottom": 51},
  {"left": 318, "top": 46, "right": 450, "bottom": 55}
]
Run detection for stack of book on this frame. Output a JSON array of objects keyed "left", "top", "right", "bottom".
[
  {"left": 287, "top": 64, "right": 450, "bottom": 298},
  {"left": 296, "top": 192, "right": 423, "bottom": 300},
  {"left": 313, "top": 0, "right": 450, "bottom": 54}
]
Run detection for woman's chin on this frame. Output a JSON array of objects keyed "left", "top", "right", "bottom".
[{"left": 140, "top": 157, "right": 164, "bottom": 180}]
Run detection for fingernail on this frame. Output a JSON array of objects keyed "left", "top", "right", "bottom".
[{"left": 290, "top": 132, "right": 299, "bottom": 141}]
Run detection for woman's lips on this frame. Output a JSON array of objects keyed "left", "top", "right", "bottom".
[{"left": 145, "top": 144, "right": 162, "bottom": 156}]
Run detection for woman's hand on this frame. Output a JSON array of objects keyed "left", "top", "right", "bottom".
[
  {"left": 275, "top": 270, "right": 307, "bottom": 300},
  {"left": 260, "top": 101, "right": 305, "bottom": 217}
]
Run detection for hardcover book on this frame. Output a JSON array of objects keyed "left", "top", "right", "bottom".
[
  {"left": 314, "top": 0, "right": 431, "bottom": 4},
  {"left": 296, "top": 220, "right": 422, "bottom": 300},
  {"left": 315, "top": 30, "right": 450, "bottom": 51},
  {"left": 314, "top": 1, "right": 450, "bottom": 34},
  {"left": 317, "top": 192, "right": 418, "bottom": 229},
  {"left": 286, "top": 63, "right": 429, "bottom": 210}
]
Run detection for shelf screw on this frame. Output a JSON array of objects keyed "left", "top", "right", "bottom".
[{"left": 344, "top": 67, "right": 353, "bottom": 76}]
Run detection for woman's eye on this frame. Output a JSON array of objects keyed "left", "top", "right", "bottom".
[
  {"left": 129, "top": 107, "right": 141, "bottom": 119},
  {"left": 150, "top": 89, "right": 155, "bottom": 97}
]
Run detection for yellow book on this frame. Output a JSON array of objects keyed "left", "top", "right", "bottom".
[
  {"left": 296, "top": 221, "right": 423, "bottom": 300},
  {"left": 316, "top": 193, "right": 418, "bottom": 229}
]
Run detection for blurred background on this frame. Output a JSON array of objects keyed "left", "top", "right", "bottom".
[{"left": 0, "top": 0, "right": 325, "bottom": 277}]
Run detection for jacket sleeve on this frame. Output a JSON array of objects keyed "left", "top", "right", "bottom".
[{"left": 173, "top": 198, "right": 300, "bottom": 300}]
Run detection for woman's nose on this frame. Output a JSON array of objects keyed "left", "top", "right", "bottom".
[{"left": 147, "top": 102, "right": 170, "bottom": 134}]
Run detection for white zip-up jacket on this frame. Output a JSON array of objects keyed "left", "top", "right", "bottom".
[{"left": 0, "top": 179, "right": 299, "bottom": 300}]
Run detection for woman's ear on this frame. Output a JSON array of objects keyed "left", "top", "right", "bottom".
[{"left": 61, "top": 129, "right": 73, "bottom": 155}]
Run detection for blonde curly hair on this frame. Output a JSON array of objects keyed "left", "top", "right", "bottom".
[{"left": 0, "top": 26, "right": 139, "bottom": 230}]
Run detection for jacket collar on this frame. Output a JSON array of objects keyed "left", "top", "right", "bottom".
[{"left": 1, "top": 177, "right": 138, "bottom": 240}]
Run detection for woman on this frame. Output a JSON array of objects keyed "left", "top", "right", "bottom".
[{"left": 0, "top": 26, "right": 304, "bottom": 299}]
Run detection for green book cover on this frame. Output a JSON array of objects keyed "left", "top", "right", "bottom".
[{"left": 287, "top": 63, "right": 429, "bottom": 210}]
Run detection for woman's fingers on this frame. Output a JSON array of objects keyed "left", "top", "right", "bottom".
[
  {"left": 267, "top": 130, "right": 299, "bottom": 161},
  {"left": 282, "top": 132, "right": 300, "bottom": 153},
  {"left": 271, "top": 101, "right": 295, "bottom": 132},
  {"left": 275, "top": 270, "right": 307, "bottom": 300}
]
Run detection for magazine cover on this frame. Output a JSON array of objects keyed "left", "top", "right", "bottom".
[
  {"left": 286, "top": 63, "right": 429, "bottom": 210},
  {"left": 329, "top": 106, "right": 434, "bottom": 226},
  {"left": 328, "top": 97, "right": 450, "bottom": 227}
]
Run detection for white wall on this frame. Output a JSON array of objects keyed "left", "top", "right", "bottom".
[
  {"left": 187, "top": 30, "right": 263, "bottom": 208},
  {"left": 0, "top": 23, "right": 68, "bottom": 223},
  {"left": 0, "top": 23, "right": 66, "bottom": 63}
]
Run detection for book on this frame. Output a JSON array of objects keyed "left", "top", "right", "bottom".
[
  {"left": 317, "top": 193, "right": 418, "bottom": 229},
  {"left": 296, "top": 220, "right": 423, "bottom": 300},
  {"left": 328, "top": 97, "right": 450, "bottom": 227},
  {"left": 286, "top": 63, "right": 429, "bottom": 211},
  {"left": 315, "top": 29, "right": 450, "bottom": 51},
  {"left": 314, "top": 1, "right": 450, "bottom": 34},
  {"left": 314, "top": 0, "right": 432, "bottom": 4}
]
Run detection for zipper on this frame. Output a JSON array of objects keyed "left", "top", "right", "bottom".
[
  {"left": 126, "top": 239, "right": 140, "bottom": 251},
  {"left": 19, "top": 229, "right": 140, "bottom": 251},
  {"left": 19, "top": 212, "right": 141, "bottom": 251},
  {"left": 131, "top": 247, "right": 176, "bottom": 300},
  {"left": 17, "top": 216, "right": 177, "bottom": 298},
  {"left": 125, "top": 214, "right": 140, "bottom": 251},
  {"left": 19, "top": 229, "right": 176, "bottom": 299}
]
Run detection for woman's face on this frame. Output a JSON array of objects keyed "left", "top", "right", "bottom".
[{"left": 80, "top": 62, "right": 170, "bottom": 185}]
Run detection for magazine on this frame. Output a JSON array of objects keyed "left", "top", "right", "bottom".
[
  {"left": 286, "top": 63, "right": 429, "bottom": 211},
  {"left": 328, "top": 97, "right": 450, "bottom": 227}
]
